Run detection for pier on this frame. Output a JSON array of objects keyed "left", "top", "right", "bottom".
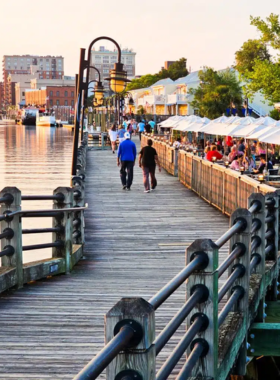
[{"left": 0, "top": 133, "right": 280, "bottom": 379}]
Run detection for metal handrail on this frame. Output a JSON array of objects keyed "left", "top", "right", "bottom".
[
  {"left": 154, "top": 286, "right": 207, "bottom": 355},
  {"left": 149, "top": 253, "right": 208, "bottom": 310},
  {"left": 265, "top": 244, "right": 274, "bottom": 255},
  {"left": 156, "top": 315, "right": 207, "bottom": 380},
  {"left": 218, "top": 244, "right": 245, "bottom": 278},
  {"left": 250, "top": 254, "right": 261, "bottom": 274},
  {"left": 21, "top": 194, "right": 65, "bottom": 201},
  {"left": 0, "top": 228, "right": 14, "bottom": 240},
  {"left": 176, "top": 340, "right": 208, "bottom": 380},
  {"left": 22, "top": 241, "right": 64, "bottom": 251},
  {"left": 0, "top": 204, "right": 88, "bottom": 221},
  {"left": 249, "top": 200, "right": 262, "bottom": 214},
  {"left": 0, "top": 194, "right": 14, "bottom": 204},
  {"left": 218, "top": 264, "right": 245, "bottom": 302},
  {"left": 22, "top": 227, "right": 64, "bottom": 235},
  {"left": 265, "top": 229, "right": 275, "bottom": 240},
  {"left": 265, "top": 214, "right": 275, "bottom": 224},
  {"left": 215, "top": 219, "right": 245, "bottom": 248},
  {"left": 0, "top": 245, "right": 15, "bottom": 258},
  {"left": 73, "top": 326, "right": 135, "bottom": 380},
  {"left": 218, "top": 286, "right": 244, "bottom": 327},
  {"left": 251, "top": 219, "right": 262, "bottom": 234}
]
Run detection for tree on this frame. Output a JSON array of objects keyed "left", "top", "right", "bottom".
[
  {"left": 234, "top": 39, "right": 270, "bottom": 75},
  {"left": 190, "top": 68, "right": 243, "bottom": 119},
  {"left": 126, "top": 58, "right": 188, "bottom": 91},
  {"left": 235, "top": 14, "right": 280, "bottom": 104}
]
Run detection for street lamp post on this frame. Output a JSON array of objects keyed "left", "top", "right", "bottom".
[{"left": 72, "top": 36, "right": 130, "bottom": 176}]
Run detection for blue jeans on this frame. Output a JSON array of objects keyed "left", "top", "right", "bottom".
[{"left": 120, "top": 161, "right": 134, "bottom": 188}]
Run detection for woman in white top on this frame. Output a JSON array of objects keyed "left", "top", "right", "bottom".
[{"left": 109, "top": 124, "right": 118, "bottom": 154}]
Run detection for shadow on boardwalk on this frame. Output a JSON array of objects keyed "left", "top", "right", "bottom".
[{"left": 0, "top": 137, "right": 228, "bottom": 379}]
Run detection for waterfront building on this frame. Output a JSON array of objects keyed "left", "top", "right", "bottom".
[
  {"left": 2, "top": 55, "right": 64, "bottom": 107},
  {"left": 0, "top": 82, "right": 4, "bottom": 110},
  {"left": 129, "top": 70, "right": 272, "bottom": 117},
  {"left": 25, "top": 85, "right": 75, "bottom": 108},
  {"left": 90, "top": 46, "right": 136, "bottom": 92}
]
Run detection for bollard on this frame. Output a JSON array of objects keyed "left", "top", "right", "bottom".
[
  {"left": 186, "top": 239, "right": 219, "bottom": 379},
  {"left": 52, "top": 187, "right": 73, "bottom": 274},
  {"left": 105, "top": 297, "right": 156, "bottom": 380},
  {"left": 227, "top": 208, "right": 252, "bottom": 375},
  {"left": 248, "top": 193, "right": 266, "bottom": 322},
  {"left": 0, "top": 187, "right": 23, "bottom": 291}
]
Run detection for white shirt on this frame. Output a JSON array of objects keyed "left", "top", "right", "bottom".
[{"left": 109, "top": 130, "right": 118, "bottom": 142}]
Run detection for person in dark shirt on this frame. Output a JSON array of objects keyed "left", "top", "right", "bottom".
[
  {"left": 238, "top": 138, "right": 246, "bottom": 153},
  {"left": 145, "top": 123, "right": 151, "bottom": 133},
  {"left": 253, "top": 154, "right": 273, "bottom": 174},
  {"left": 139, "top": 139, "right": 161, "bottom": 193}
]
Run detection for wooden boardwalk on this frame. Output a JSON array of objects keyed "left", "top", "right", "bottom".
[{"left": 0, "top": 138, "right": 229, "bottom": 379}]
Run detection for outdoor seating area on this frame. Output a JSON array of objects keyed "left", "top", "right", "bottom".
[{"left": 155, "top": 114, "right": 280, "bottom": 185}]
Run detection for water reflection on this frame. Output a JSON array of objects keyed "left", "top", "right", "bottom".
[{"left": 0, "top": 124, "right": 74, "bottom": 263}]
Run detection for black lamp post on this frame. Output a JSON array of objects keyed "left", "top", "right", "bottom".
[{"left": 72, "top": 36, "right": 130, "bottom": 176}]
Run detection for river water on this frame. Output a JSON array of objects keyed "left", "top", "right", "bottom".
[{"left": 0, "top": 123, "right": 74, "bottom": 263}]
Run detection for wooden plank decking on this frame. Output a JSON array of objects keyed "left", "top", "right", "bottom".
[{"left": 0, "top": 138, "right": 229, "bottom": 379}]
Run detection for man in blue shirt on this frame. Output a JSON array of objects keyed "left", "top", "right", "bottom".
[
  {"left": 138, "top": 120, "right": 145, "bottom": 141},
  {"left": 148, "top": 120, "right": 155, "bottom": 130},
  {"left": 117, "top": 132, "right": 137, "bottom": 190}
]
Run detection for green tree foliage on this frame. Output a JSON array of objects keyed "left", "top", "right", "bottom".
[
  {"left": 126, "top": 58, "right": 188, "bottom": 91},
  {"left": 270, "top": 108, "right": 280, "bottom": 120},
  {"left": 235, "top": 39, "right": 270, "bottom": 75},
  {"left": 235, "top": 14, "right": 280, "bottom": 104},
  {"left": 190, "top": 68, "right": 243, "bottom": 119}
]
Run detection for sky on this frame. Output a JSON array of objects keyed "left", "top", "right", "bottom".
[{"left": 0, "top": 0, "right": 279, "bottom": 77}]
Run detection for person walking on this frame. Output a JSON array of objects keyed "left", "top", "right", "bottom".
[
  {"left": 139, "top": 139, "right": 161, "bottom": 193},
  {"left": 138, "top": 119, "right": 145, "bottom": 141},
  {"left": 118, "top": 124, "right": 126, "bottom": 144},
  {"left": 117, "top": 132, "right": 137, "bottom": 190},
  {"left": 109, "top": 124, "right": 118, "bottom": 154}
]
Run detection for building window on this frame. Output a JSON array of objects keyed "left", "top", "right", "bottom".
[
  {"left": 64, "top": 91, "right": 68, "bottom": 97},
  {"left": 50, "top": 91, "right": 53, "bottom": 96},
  {"left": 22, "top": 91, "right": 25, "bottom": 96},
  {"left": 56, "top": 91, "right": 60, "bottom": 96},
  {"left": 56, "top": 100, "right": 60, "bottom": 105},
  {"left": 71, "top": 91, "right": 74, "bottom": 97},
  {"left": 71, "top": 100, "right": 74, "bottom": 107},
  {"left": 50, "top": 99, "right": 53, "bottom": 106},
  {"left": 103, "top": 69, "right": 109, "bottom": 74},
  {"left": 65, "top": 100, "right": 68, "bottom": 106}
]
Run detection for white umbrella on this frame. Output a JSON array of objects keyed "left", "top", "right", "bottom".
[
  {"left": 256, "top": 121, "right": 280, "bottom": 144},
  {"left": 200, "top": 116, "right": 240, "bottom": 135},
  {"left": 173, "top": 115, "right": 202, "bottom": 131},
  {"left": 230, "top": 116, "right": 275, "bottom": 138},
  {"left": 179, "top": 117, "right": 210, "bottom": 132},
  {"left": 159, "top": 116, "right": 186, "bottom": 128}
]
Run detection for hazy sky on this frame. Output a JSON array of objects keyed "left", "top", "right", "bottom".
[{"left": 1, "top": 0, "right": 279, "bottom": 77}]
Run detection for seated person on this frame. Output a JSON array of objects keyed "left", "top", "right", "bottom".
[
  {"left": 230, "top": 153, "right": 244, "bottom": 170},
  {"left": 206, "top": 145, "right": 223, "bottom": 162},
  {"left": 173, "top": 138, "right": 181, "bottom": 149},
  {"left": 253, "top": 154, "right": 273, "bottom": 174}
]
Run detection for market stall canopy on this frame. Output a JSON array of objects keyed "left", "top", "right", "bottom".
[
  {"left": 252, "top": 121, "right": 280, "bottom": 144},
  {"left": 229, "top": 116, "right": 275, "bottom": 138},
  {"left": 173, "top": 115, "right": 202, "bottom": 131},
  {"left": 173, "top": 116, "right": 210, "bottom": 132},
  {"left": 199, "top": 116, "right": 240, "bottom": 134},
  {"left": 158, "top": 116, "right": 186, "bottom": 128}
]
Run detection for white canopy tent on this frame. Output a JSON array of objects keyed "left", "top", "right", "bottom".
[
  {"left": 199, "top": 116, "right": 241, "bottom": 135},
  {"left": 249, "top": 121, "right": 280, "bottom": 144},
  {"left": 229, "top": 116, "right": 276, "bottom": 138},
  {"left": 158, "top": 116, "right": 185, "bottom": 128},
  {"left": 173, "top": 115, "right": 203, "bottom": 131}
]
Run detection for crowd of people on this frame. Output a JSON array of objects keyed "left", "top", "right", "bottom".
[{"left": 203, "top": 138, "right": 275, "bottom": 174}]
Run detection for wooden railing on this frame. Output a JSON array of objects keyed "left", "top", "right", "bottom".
[
  {"left": 141, "top": 134, "right": 276, "bottom": 215},
  {"left": 0, "top": 133, "right": 88, "bottom": 294},
  {"left": 73, "top": 190, "right": 280, "bottom": 379}
]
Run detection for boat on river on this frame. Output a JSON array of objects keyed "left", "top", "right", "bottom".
[
  {"left": 21, "top": 107, "right": 39, "bottom": 125},
  {"left": 36, "top": 110, "right": 56, "bottom": 127}
]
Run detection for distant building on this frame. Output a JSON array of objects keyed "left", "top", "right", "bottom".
[
  {"left": 90, "top": 46, "right": 136, "bottom": 92},
  {"left": 164, "top": 61, "right": 176, "bottom": 70},
  {"left": 25, "top": 85, "right": 75, "bottom": 108},
  {"left": 0, "top": 82, "right": 4, "bottom": 109},
  {"left": 2, "top": 55, "right": 64, "bottom": 107}
]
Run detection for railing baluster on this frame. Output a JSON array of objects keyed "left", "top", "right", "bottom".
[
  {"left": 52, "top": 187, "right": 73, "bottom": 274},
  {"left": 106, "top": 298, "right": 156, "bottom": 380},
  {"left": 0, "top": 187, "right": 23, "bottom": 291},
  {"left": 186, "top": 238, "right": 219, "bottom": 379}
]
